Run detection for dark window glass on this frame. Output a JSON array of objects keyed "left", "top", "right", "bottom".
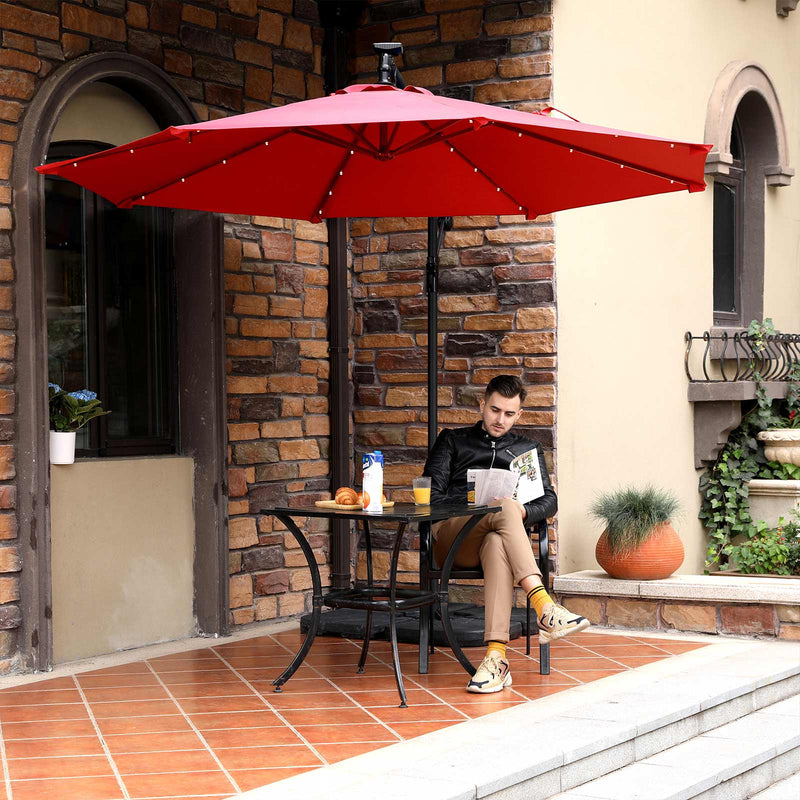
[
  {"left": 713, "top": 182, "right": 737, "bottom": 314},
  {"left": 730, "top": 119, "right": 743, "bottom": 162},
  {"left": 713, "top": 115, "right": 745, "bottom": 325},
  {"left": 44, "top": 142, "right": 176, "bottom": 456},
  {"left": 45, "top": 178, "right": 91, "bottom": 450}
]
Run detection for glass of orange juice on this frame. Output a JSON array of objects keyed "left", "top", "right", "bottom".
[{"left": 413, "top": 476, "right": 431, "bottom": 505}]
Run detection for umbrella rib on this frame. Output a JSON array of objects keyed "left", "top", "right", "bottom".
[
  {"left": 491, "top": 121, "right": 696, "bottom": 189},
  {"left": 115, "top": 129, "right": 293, "bottom": 208},
  {"left": 420, "top": 119, "right": 529, "bottom": 215},
  {"left": 341, "top": 123, "right": 382, "bottom": 156},
  {"left": 391, "top": 120, "right": 470, "bottom": 158},
  {"left": 294, "top": 127, "right": 378, "bottom": 158},
  {"left": 314, "top": 149, "right": 356, "bottom": 221},
  {"left": 40, "top": 126, "right": 198, "bottom": 174},
  {"left": 384, "top": 121, "right": 402, "bottom": 152}
]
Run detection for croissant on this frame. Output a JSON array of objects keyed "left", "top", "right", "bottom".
[{"left": 334, "top": 486, "right": 358, "bottom": 505}]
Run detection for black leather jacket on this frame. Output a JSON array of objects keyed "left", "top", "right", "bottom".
[{"left": 423, "top": 422, "right": 557, "bottom": 523}]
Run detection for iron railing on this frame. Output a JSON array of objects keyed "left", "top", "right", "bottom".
[{"left": 685, "top": 331, "right": 800, "bottom": 382}]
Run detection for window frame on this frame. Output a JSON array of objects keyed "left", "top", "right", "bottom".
[
  {"left": 45, "top": 140, "right": 178, "bottom": 458},
  {"left": 712, "top": 166, "right": 745, "bottom": 327},
  {"left": 712, "top": 118, "right": 746, "bottom": 328}
]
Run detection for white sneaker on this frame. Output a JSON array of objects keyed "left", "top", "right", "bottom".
[
  {"left": 538, "top": 603, "right": 590, "bottom": 642},
  {"left": 466, "top": 653, "right": 512, "bottom": 693}
]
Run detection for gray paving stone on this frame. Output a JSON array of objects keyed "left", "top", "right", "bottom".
[
  {"left": 696, "top": 691, "right": 755, "bottom": 732},
  {"left": 761, "top": 693, "right": 800, "bottom": 718},
  {"left": 751, "top": 770, "right": 800, "bottom": 799},
  {"left": 633, "top": 715, "right": 701, "bottom": 760},
  {"left": 644, "top": 734, "right": 775, "bottom": 782},
  {"left": 753, "top": 673, "right": 800, "bottom": 709},
  {"left": 552, "top": 761, "right": 702, "bottom": 800},
  {"left": 692, "top": 759, "right": 778, "bottom": 800},
  {"left": 559, "top": 740, "right": 636, "bottom": 792},
  {"left": 559, "top": 691, "right": 700, "bottom": 735},
  {"left": 701, "top": 709, "right": 800, "bottom": 754}
]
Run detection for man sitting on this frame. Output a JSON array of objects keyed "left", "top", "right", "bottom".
[{"left": 424, "top": 375, "right": 589, "bottom": 693}]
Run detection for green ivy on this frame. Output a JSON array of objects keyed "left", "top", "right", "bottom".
[{"left": 699, "top": 356, "right": 800, "bottom": 572}]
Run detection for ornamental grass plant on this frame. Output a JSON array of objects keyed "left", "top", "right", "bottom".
[{"left": 591, "top": 486, "right": 680, "bottom": 554}]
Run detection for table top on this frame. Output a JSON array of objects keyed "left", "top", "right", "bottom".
[{"left": 260, "top": 502, "right": 500, "bottom": 523}]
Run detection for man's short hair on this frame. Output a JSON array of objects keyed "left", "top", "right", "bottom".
[{"left": 485, "top": 375, "right": 527, "bottom": 404}]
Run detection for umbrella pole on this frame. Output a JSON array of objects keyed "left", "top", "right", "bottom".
[{"left": 426, "top": 217, "right": 452, "bottom": 453}]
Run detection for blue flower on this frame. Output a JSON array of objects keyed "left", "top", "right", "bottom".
[
  {"left": 69, "top": 390, "right": 97, "bottom": 402},
  {"left": 48, "top": 382, "right": 62, "bottom": 393}
]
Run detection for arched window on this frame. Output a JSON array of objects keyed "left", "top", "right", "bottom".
[
  {"left": 44, "top": 83, "right": 176, "bottom": 455},
  {"left": 705, "top": 62, "right": 794, "bottom": 328}
]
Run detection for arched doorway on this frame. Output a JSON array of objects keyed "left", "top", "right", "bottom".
[{"left": 13, "top": 54, "right": 228, "bottom": 670}]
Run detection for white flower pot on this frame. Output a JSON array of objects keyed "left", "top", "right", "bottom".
[
  {"left": 49, "top": 430, "right": 76, "bottom": 465},
  {"left": 757, "top": 429, "right": 800, "bottom": 466}
]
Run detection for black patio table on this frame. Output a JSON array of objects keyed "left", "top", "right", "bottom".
[{"left": 261, "top": 502, "right": 499, "bottom": 707}]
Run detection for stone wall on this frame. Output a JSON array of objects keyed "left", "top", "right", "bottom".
[
  {"left": 558, "top": 594, "right": 800, "bottom": 641},
  {"left": 347, "top": 0, "right": 558, "bottom": 588}
]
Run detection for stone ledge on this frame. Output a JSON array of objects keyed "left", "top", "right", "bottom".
[
  {"left": 554, "top": 571, "right": 799, "bottom": 605},
  {"left": 554, "top": 572, "right": 800, "bottom": 639}
]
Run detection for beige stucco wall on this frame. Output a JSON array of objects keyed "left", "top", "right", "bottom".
[
  {"left": 51, "top": 456, "right": 195, "bottom": 663},
  {"left": 51, "top": 81, "right": 160, "bottom": 146},
  {"left": 553, "top": 0, "right": 800, "bottom": 573}
]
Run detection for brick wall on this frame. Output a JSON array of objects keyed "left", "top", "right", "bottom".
[
  {"left": 0, "top": 0, "right": 336, "bottom": 664},
  {"left": 225, "top": 215, "right": 337, "bottom": 625},
  {"left": 347, "top": 0, "right": 558, "bottom": 590}
]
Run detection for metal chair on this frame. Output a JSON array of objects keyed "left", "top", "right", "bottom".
[{"left": 419, "top": 518, "right": 551, "bottom": 676}]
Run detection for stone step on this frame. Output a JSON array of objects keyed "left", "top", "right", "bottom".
[
  {"left": 548, "top": 694, "right": 800, "bottom": 800},
  {"left": 231, "top": 637, "right": 800, "bottom": 800},
  {"left": 749, "top": 771, "right": 800, "bottom": 800}
]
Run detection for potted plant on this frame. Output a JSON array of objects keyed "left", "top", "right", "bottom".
[
  {"left": 722, "top": 511, "right": 800, "bottom": 577},
  {"left": 48, "top": 383, "right": 110, "bottom": 464},
  {"left": 591, "top": 486, "right": 684, "bottom": 580},
  {"left": 756, "top": 408, "right": 800, "bottom": 467}
]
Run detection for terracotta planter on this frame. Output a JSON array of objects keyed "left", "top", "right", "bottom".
[
  {"left": 595, "top": 521, "right": 684, "bottom": 580},
  {"left": 757, "top": 429, "right": 800, "bottom": 466}
]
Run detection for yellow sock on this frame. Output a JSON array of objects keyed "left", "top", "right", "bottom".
[
  {"left": 486, "top": 640, "right": 507, "bottom": 660},
  {"left": 527, "top": 584, "right": 554, "bottom": 618}
]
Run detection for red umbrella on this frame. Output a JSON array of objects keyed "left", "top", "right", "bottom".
[
  {"left": 37, "top": 83, "right": 710, "bottom": 222},
  {"left": 38, "top": 79, "right": 711, "bottom": 450}
]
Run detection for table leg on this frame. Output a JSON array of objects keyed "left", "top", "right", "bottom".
[
  {"left": 417, "top": 522, "right": 431, "bottom": 674},
  {"left": 357, "top": 519, "right": 374, "bottom": 673},
  {"left": 438, "top": 513, "right": 488, "bottom": 676},
  {"left": 271, "top": 512, "right": 323, "bottom": 692},
  {"left": 389, "top": 521, "right": 409, "bottom": 707}
]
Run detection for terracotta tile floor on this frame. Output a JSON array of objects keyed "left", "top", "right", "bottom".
[{"left": 0, "top": 629, "right": 708, "bottom": 799}]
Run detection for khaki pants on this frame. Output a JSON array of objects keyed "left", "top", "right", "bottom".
[{"left": 433, "top": 498, "right": 542, "bottom": 643}]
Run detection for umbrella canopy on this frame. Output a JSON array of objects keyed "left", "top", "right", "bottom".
[{"left": 37, "top": 83, "right": 710, "bottom": 221}]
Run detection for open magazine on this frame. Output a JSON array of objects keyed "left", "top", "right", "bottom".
[{"left": 467, "top": 448, "right": 545, "bottom": 506}]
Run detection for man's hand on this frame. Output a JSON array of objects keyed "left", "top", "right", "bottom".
[{"left": 491, "top": 497, "right": 527, "bottom": 520}]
